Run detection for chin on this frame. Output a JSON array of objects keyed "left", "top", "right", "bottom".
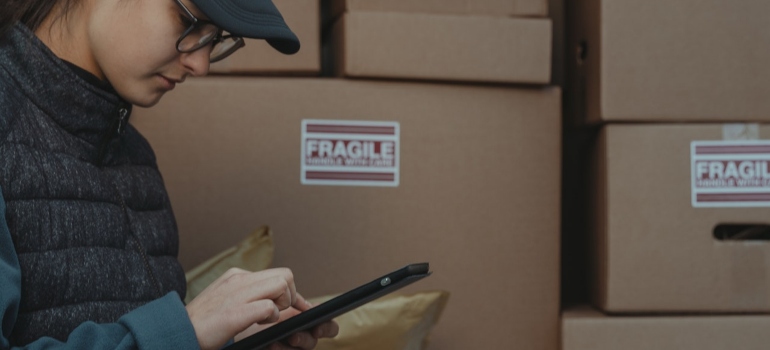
[{"left": 122, "top": 91, "right": 166, "bottom": 108}]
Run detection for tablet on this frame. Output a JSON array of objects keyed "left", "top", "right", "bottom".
[{"left": 224, "top": 263, "right": 432, "bottom": 350}]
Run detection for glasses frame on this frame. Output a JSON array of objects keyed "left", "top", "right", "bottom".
[{"left": 173, "top": 0, "right": 245, "bottom": 63}]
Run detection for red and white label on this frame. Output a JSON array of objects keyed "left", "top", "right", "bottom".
[
  {"left": 301, "top": 120, "right": 399, "bottom": 187},
  {"left": 691, "top": 141, "right": 770, "bottom": 207}
]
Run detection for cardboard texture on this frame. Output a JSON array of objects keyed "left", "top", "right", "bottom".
[
  {"left": 331, "top": 12, "right": 552, "bottom": 85},
  {"left": 569, "top": 0, "right": 770, "bottom": 122},
  {"left": 132, "top": 78, "right": 561, "bottom": 350},
  {"left": 329, "top": 0, "right": 548, "bottom": 18},
  {"left": 591, "top": 124, "right": 770, "bottom": 313},
  {"left": 209, "top": 0, "right": 320, "bottom": 75},
  {"left": 563, "top": 306, "right": 770, "bottom": 350}
]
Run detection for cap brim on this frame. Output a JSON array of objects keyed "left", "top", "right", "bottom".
[{"left": 190, "top": 0, "right": 300, "bottom": 55}]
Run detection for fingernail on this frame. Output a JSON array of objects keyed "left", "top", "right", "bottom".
[{"left": 291, "top": 335, "right": 301, "bottom": 346}]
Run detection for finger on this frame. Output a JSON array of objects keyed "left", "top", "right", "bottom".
[
  {"left": 276, "top": 307, "right": 302, "bottom": 323},
  {"left": 213, "top": 268, "right": 279, "bottom": 299},
  {"left": 253, "top": 268, "right": 297, "bottom": 305},
  {"left": 244, "top": 269, "right": 298, "bottom": 308},
  {"left": 292, "top": 293, "right": 313, "bottom": 312},
  {"left": 286, "top": 331, "right": 318, "bottom": 350},
  {"left": 270, "top": 281, "right": 294, "bottom": 311},
  {"left": 208, "top": 267, "right": 250, "bottom": 290},
  {"left": 312, "top": 320, "right": 340, "bottom": 339},
  {"left": 185, "top": 268, "right": 301, "bottom": 350},
  {"left": 239, "top": 299, "right": 280, "bottom": 325},
  {"left": 277, "top": 268, "right": 298, "bottom": 307},
  {"left": 234, "top": 276, "right": 291, "bottom": 309},
  {"left": 267, "top": 343, "right": 296, "bottom": 350},
  {"left": 267, "top": 341, "right": 302, "bottom": 350},
  {"left": 234, "top": 323, "right": 262, "bottom": 342}
]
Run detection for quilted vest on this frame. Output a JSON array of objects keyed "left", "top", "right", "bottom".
[{"left": 0, "top": 24, "right": 187, "bottom": 345}]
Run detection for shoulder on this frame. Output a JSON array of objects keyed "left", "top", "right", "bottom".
[
  {"left": 122, "top": 124, "right": 160, "bottom": 168},
  {"left": 0, "top": 67, "right": 26, "bottom": 144}
]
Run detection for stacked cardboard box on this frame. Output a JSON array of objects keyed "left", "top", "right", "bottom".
[
  {"left": 133, "top": 79, "right": 560, "bottom": 350},
  {"left": 329, "top": 0, "right": 548, "bottom": 17},
  {"left": 133, "top": 1, "right": 559, "bottom": 350},
  {"left": 316, "top": 3, "right": 560, "bottom": 349},
  {"left": 565, "top": 0, "right": 770, "bottom": 348},
  {"left": 328, "top": 0, "right": 553, "bottom": 84},
  {"left": 563, "top": 306, "right": 770, "bottom": 350}
]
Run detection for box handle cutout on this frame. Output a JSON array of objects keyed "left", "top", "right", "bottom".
[{"left": 714, "top": 224, "right": 770, "bottom": 241}]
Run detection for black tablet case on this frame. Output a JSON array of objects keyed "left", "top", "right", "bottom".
[{"left": 224, "top": 263, "right": 431, "bottom": 350}]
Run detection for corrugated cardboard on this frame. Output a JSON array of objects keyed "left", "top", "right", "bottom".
[
  {"left": 591, "top": 124, "right": 770, "bottom": 312},
  {"left": 563, "top": 306, "right": 770, "bottom": 350},
  {"left": 132, "top": 78, "right": 561, "bottom": 350},
  {"left": 209, "top": 0, "right": 320, "bottom": 75},
  {"left": 331, "top": 12, "right": 552, "bottom": 85},
  {"left": 329, "top": 0, "right": 548, "bottom": 18},
  {"left": 569, "top": 0, "right": 770, "bottom": 122}
]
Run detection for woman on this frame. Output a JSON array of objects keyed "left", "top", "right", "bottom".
[{"left": 0, "top": 0, "right": 338, "bottom": 349}]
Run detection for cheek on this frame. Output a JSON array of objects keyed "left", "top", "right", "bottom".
[
  {"left": 96, "top": 31, "right": 177, "bottom": 77},
  {"left": 93, "top": 37, "right": 175, "bottom": 104},
  {"left": 88, "top": 0, "right": 189, "bottom": 103},
  {"left": 89, "top": 23, "right": 180, "bottom": 106},
  {"left": 90, "top": 4, "right": 181, "bottom": 78}
]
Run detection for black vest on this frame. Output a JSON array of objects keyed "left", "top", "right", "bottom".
[{"left": 0, "top": 25, "right": 187, "bottom": 345}]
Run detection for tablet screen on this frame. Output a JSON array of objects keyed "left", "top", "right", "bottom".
[{"left": 224, "top": 263, "right": 431, "bottom": 350}]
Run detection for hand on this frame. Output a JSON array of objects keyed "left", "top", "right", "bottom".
[
  {"left": 185, "top": 267, "right": 305, "bottom": 350},
  {"left": 235, "top": 301, "right": 340, "bottom": 350}
]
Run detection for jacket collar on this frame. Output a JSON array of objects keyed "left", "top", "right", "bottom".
[{"left": 0, "top": 24, "right": 132, "bottom": 147}]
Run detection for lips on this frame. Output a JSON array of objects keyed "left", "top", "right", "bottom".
[{"left": 158, "top": 75, "right": 182, "bottom": 90}]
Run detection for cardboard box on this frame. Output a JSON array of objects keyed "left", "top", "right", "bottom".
[
  {"left": 568, "top": 0, "right": 770, "bottom": 122},
  {"left": 591, "top": 124, "right": 770, "bottom": 313},
  {"left": 132, "top": 78, "right": 561, "bottom": 350},
  {"left": 329, "top": 0, "right": 548, "bottom": 18},
  {"left": 563, "top": 306, "right": 770, "bottom": 350},
  {"left": 331, "top": 12, "right": 552, "bottom": 85},
  {"left": 209, "top": 0, "right": 320, "bottom": 75}
]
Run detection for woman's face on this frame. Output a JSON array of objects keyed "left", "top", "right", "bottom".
[{"left": 87, "top": 0, "right": 212, "bottom": 107}]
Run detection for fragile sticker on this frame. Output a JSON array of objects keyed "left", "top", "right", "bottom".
[
  {"left": 691, "top": 141, "right": 770, "bottom": 207},
  {"left": 301, "top": 120, "right": 399, "bottom": 187}
]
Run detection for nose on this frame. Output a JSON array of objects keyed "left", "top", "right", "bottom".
[{"left": 180, "top": 46, "right": 211, "bottom": 77}]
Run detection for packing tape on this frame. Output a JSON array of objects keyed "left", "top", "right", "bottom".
[
  {"left": 730, "top": 244, "right": 770, "bottom": 310},
  {"left": 722, "top": 123, "right": 760, "bottom": 140}
]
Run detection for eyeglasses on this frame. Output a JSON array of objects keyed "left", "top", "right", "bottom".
[{"left": 174, "top": 0, "right": 245, "bottom": 63}]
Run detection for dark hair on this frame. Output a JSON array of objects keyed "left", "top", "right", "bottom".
[{"left": 0, "top": 0, "right": 78, "bottom": 39}]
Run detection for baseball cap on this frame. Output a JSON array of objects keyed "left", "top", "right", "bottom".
[{"left": 189, "top": 0, "right": 300, "bottom": 54}]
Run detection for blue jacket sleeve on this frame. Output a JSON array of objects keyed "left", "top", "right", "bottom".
[{"left": 0, "top": 187, "right": 201, "bottom": 350}]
